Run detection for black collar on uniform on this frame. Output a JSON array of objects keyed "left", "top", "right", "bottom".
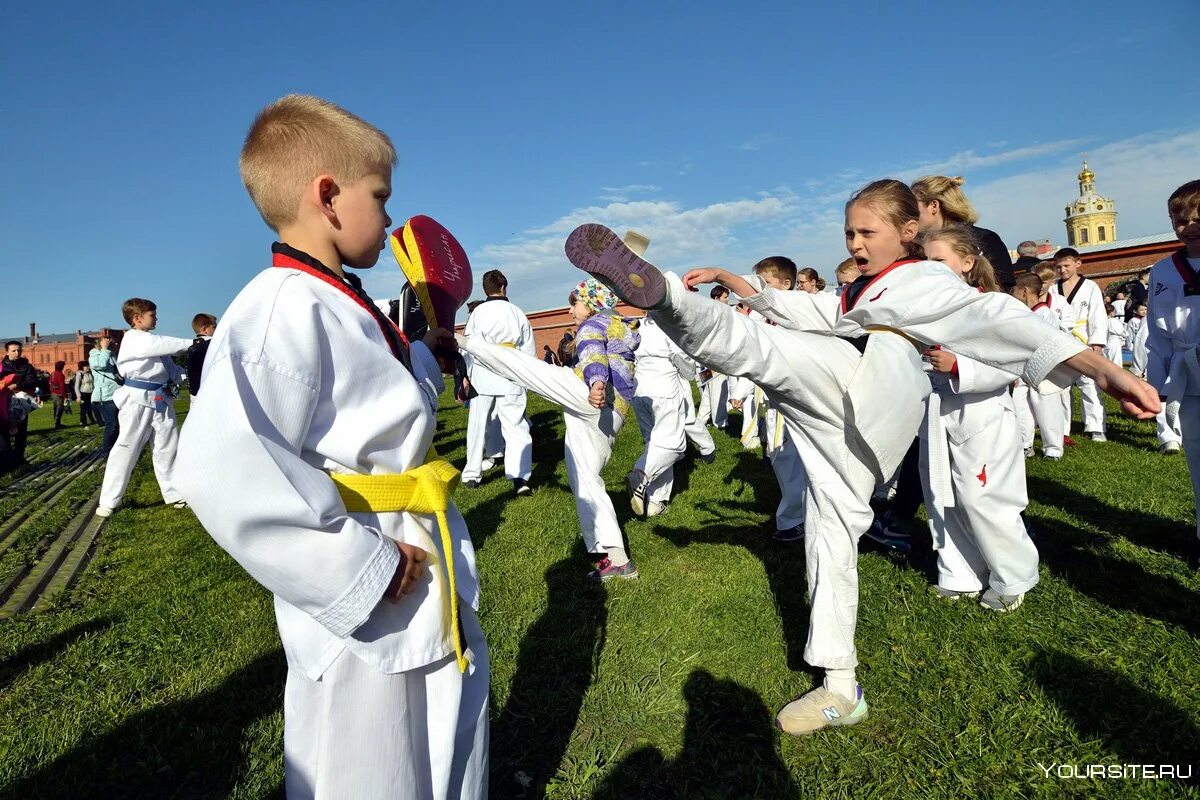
[{"left": 483, "top": 295, "right": 510, "bottom": 303}]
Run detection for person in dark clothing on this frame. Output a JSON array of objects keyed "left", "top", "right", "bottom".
[
  {"left": 49, "top": 360, "right": 68, "bottom": 428},
  {"left": 1124, "top": 268, "right": 1150, "bottom": 321},
  {"left": 1012, "top": 240, "right": 1043, "bottom": 280},
  {"left": 1, "top": 340, "right": 37, "bottom": 466},
  {"left": 912, "top": 175, "right": 1016, "bottom": 290},
  {"left": 187, "top": 313, "right": 218, "bottom": 396}
]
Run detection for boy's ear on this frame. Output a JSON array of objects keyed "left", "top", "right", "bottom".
[
  {"left": 901, "top": 219, "right": 920, "bottom": 242},
  {"left": 313, "top": 175, "right": 340, "bottom": 225}
]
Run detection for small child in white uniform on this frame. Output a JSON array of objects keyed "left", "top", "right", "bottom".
[{"left": 96, "top": 298, "right": 193, "bottom": 517}]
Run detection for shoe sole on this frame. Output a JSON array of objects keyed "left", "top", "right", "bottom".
[
  {"left": 777, "top": 706, "right": 869, "bottom": 736},
  {"left": 773, "top": 531, "right": 804, "bottom": 543},
  {"left": 515, "top": 487, "right": 532, "bottom": 496},
  {"left": 933, "top": 589, "right": 981, "bottom": 600},
  {"left": 564, "top": 224, "right": 667, "bottom": 309}
]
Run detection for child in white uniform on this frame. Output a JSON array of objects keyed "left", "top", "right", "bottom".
[
  {"left": 96, "top": 298, "right": 193, "bottom": 517},
  {"left": 1146, "top": 179, "right": 1200, "bottom": 529},
  {"left": 698, "top": 286, "right": 731, "bottom": 429},
  {"left": 564, "top": 179, "right": 1159, "bottom": 736},
  {"left": 459, "top": 278, "right": 642, "bottom": 580},
  {"left": 1104, "top": 302, "right": 1127, "bottom": 366},
  {"left": 919, "top": 226, "right": 1040, "bottom": 610},
  {"left": 1011, "top": 274, "right": 1069, "bottom": 459},
  {"left": 630, "top": 315, "right": 695, "bottom": 516},
  {"left": 1050, "top": 248, "right": 1109, "bottom": 441},
  {"left": 174, "top": 95, "right": 487, "bottom": 800}
]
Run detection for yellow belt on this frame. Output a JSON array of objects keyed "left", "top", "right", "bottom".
[{"left": 328, "top": 458, "right": 468, "bottom": 672}]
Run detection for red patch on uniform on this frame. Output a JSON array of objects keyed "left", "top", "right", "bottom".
[
  {"left": 977, "top": 465, "right": 988, "bottom": 487},
  {"left": 868, "top": 288, "right": 888, "bottom": 302}
]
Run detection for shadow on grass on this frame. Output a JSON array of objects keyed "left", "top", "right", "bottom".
[
  {"left": 1027, "top": 513, "right": 1200, "bottom": 638},
  {"left": 491, "top": 553, "right": 607, "bottom": 799},
  {"left": 590, "top": 669, "right": 799, "bottom": 799},
  {"left": 4, "top": 649, "right": 285, "bottom": 799},
  {"left": 1030, "top": 476, "right": 1199, "bottom": 564},
  {"left": 1029, "top": 649, "right": 1199, "bottom": 785},
  {"left": 651, "top": 452, "right": 814, "bottom": 676},
  {"left": 0, "top": 617, "right": 118, "bottom": 692}
]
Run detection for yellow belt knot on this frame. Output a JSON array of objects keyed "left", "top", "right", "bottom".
[{"left": 328, "top": 458, "right": 469, "bottom": 673}]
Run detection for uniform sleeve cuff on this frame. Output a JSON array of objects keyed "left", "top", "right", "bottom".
[
  {"left": 313, "top": 535, "right": 400, "bottom": 638},
  {"left": 742, "top": 290, "right": 774, "bottom": 314},
  {"left": 1025, "top": 334, "right": 1087, "bottom": 390}
]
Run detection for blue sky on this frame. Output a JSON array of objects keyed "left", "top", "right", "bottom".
[{"left": 5, "top": 0, "right": 1198, "bottom": 338}]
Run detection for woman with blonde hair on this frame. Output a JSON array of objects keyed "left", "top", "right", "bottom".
[{"left": 911, "top": 175, "right": 1015, "bottom": 290}]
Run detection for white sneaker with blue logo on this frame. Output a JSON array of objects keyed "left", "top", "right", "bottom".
[{"left": 776, "top": 684, "right": 868, "bottom": 736}]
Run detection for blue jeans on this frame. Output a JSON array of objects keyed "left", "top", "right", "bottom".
[{"left": 94, "top": 400, "right": 119, "bottom": 455}]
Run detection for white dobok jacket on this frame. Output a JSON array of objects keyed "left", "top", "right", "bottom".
[
  {"left": 176, "top": 265, "right": 479, "bottom": 681},
  {"left": 114, "top": 329, "right": 191, "bottom": 410},
  {"left": 462, "top": 297, "right": 535, "bottom": 396}
]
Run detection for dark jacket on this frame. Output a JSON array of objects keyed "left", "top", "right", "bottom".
[
  {"left": 1125, "top": 279, "right": 1149, "bottom": 321},
  {"left": 971, "top": 225, "right": 1015, "bottom": 290},
  {"left": 0, "top": 356, "right": 36, "bottom": 392},
  {"left": 187, "top": 337, "right": 211, "bottom": 396}
]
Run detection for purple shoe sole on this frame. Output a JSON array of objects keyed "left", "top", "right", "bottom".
[{"left": 564, "top": 224, "right": 667, "bottom": 310}]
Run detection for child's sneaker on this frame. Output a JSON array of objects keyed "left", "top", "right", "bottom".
[
  {"left": 773, "top": 524, "right": 804, "bottom": 543},
  {"left": 513, "top": 478, "right": 532, "bottom": 496},
  {"left": 932, "top": 586, "right": 980, "bottom": 600},
  {"left": 1159, "top": 441, "right": 1181, "bottom": 455},
  {"left": 172, "top": 500, "right": 189, "bottom": 510},
  {"left": 95, "top": 505, "right": 114, "bottom": 518},
  {"left": 627, "top": 472, "right": 648, "bottom": 516},
  {"left": 1023, "top": 446, "right": 1034, "bottom": 458},
  {"left": 646, "top": 499, "right": 668, "bottom": 517},
  {"left": 1089, "top": 431, "right": 1107, "bottom": 442},
  {"left": 776, "top": 684, "right": 868, "bottom": 736},
  {"left": 588, "top": 557, "right": 639, "bottom": 581},
  {"left": 864, "top": 510, "right": 912, "bottom": 553},
  {"left": 979, "top": 588, "right": 1024, "bottom": 612},
  {"left": 564, "top": 224, "right": 668, "bottom": 309},
  {"left": 697, "top": 449, "right": 716, "bottom": 464}
]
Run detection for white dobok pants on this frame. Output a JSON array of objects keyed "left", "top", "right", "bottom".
[
  {"left": 920, "top": 408, "right": 1040, "bottom": 596},
  {"left": 1063, "top": 374, "right": 1106, "bottom": 435},
  {"left": 462, "top": 392, "right": 532, "bottom": 483},
  {"left": 1157, "top": 407, "right": 1182, "bottom": 447},
  {"left": 700, "top": 374, "right": 729, "bottom": 428},
  {"left": 648, "top": 292, "right": 875, "bottom": 671},
  {"left": 682, "top": 382, "right": 716, "bottom": 458},
  {"left": 770, "top": 432, "right": 807, "bottom": 530},
  {"left": 1178, "top": 395, "right": 1200, "bottom": 540},
  {"left": 460, "top": 339, "right": 626, "bottom": 553},
  {"left": 632, "top": 393, "right": 688, "bottom": 504},
  {"left": 99, "top": 400, "right": 182, "bottom": 508},
  {"left": 1014, "top": 382, "right": 1067, "bottom": 458},
  {"left": 283, "top": 607, "right": 489, "bottom": 800}
]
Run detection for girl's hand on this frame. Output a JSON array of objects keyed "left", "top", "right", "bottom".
[
  {"left": 683, "top": 268, "right": 728, "bottom": 291},
  {"left": 927, "top": 348, "right": 957, "bottom": 374},
  {"left": 588, "top": 380, "right": 606, "bottom": 408}
]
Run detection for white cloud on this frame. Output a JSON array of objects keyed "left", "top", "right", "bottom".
[
  {"left": 598, "top": 183, "right": 661, "bottom": 202},
  {"left": 896, "top": 138, "right": 1087, "bottom": 180},
  {"left": 737, "top": 133, "right": 786, "bottom": 152}
]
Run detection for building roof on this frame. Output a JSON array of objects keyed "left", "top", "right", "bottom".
[{"left": 1041, "top": 232, "right": 1179, "bottom": 259}]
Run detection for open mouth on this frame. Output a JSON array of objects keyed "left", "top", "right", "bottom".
[{"left": 854, "top": 257, "right": 868, "bottom": 266}]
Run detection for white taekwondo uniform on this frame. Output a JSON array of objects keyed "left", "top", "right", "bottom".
[
  {"left": 631, "top": 316, "right": 695, "bottom": 504},
  {"left": 1147, "top": 249, "right": 1200, "bottom": 537},
  {"left": 1051, "top": 276, "right": 1108, "bottom": 435},
  {"left": 650, "top": 259, "right": 1085, "bottom": 672},
  {"left": 1105, "top": 315, "right": 1127, "bottom": 366},
  {"left": 461, "top": 297, "right": 534, "bottom": 484},
  {"left": 1011, "top": 301, "right": 1069, "bottom": 458},
  {"left": 98, "top": 328, "right": 192, "bottom": 510},
  {"left": 175, "top": 248, "right": 487, "bottom": 800},
  {"left": 919, "top": 353, "right": 1040, "bottom": 596}
]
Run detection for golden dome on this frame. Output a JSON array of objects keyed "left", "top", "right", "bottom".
[{"left": 1078, "top": 160, "right": 1094, "bottom": 184}]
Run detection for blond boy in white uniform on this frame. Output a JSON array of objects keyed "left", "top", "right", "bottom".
[
  {"left": 174, "top": 95, "right": 487, "bottom": 800},
  {"left": 96, "top": 298, "right": 193, "bottom": 517},
  {"left": 461, "top": 270, "right": 535, "bottom": 493}
]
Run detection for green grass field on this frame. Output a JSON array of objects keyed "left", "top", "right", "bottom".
[{"left": 1, "top": 392, "right": 1198, "bottom": 799}]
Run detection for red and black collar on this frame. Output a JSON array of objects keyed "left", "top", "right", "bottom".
[
  {"left": 1031, "top": 300, "right": 1051, "bottom": 313},
  {"left": 271, "top": 243, "right": 412, "bottom": 371},
  {"left": 1171, "top": 247, "right": 1200, "bottom": 290},
  {"left": 840, "top": 258, "right": 921, "bottom": 313}
]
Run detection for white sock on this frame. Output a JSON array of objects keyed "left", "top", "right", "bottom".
[
  {"left": 823, "top": 668, "right": 858, "bottom": 700},
  {"left": 605, "top": 547, "right": 630, "bottom": 567}
]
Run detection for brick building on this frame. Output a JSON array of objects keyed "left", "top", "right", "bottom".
[
  {"left": 5, "top": 323, "right": 126, "bottom": 372},
  {"left": 456, "top": 302, "right": 644, "bottom": 359}
]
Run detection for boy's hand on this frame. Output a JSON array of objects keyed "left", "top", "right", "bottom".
[
  {"left": 730, "top": 398, "right": 743, "bottom": 410},
  {"left": 588, "top": 380, "right": 606, "bottom": 408},
  {"left": 1094, "top": 369, "right": 1161, "bottom": 419},
  {"left": 423, "top": 327, "right": 455, "bottom": 350},
  {"left": 384, "top": 542, "right": 428, "bottom": 601}
]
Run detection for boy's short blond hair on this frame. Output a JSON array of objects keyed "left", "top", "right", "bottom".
[
  {"left": 1033, "top": 263, "right": 1057, "bottom": 284},
  {"left": 192, "top": 313, "right": 217, "bottom": 334},
  {"left": 240, "top": 94, "right": 397, "bottom": 231},
  {"left": 835, "top": 257, "right": 859, "bottom": 278}
]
